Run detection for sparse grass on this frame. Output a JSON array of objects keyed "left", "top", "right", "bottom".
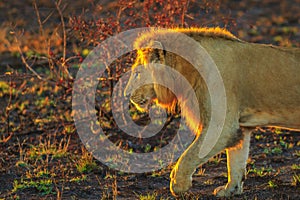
[
  {"left": 255, "top": 134, "right": 264, "bottom": 141},
  {"left": 12, "top": 179, "right": 54, "bottom": 195},
  {"left": 75, "top": 147, "right": 98, "bottom": 174},
  {"left": 27, "top": 135, "right": 70, "bottom": 160},
  {"left": 293, "top": 150, "right": 300, "bottom": 157},
  {"left": 136, "top": 192, "right": 160, "bottom": 200},
  {"left": 0, "top": 81, "right": 10, "bottom": 96},
  {"left": 204, "top": 179, "right": 214, "bottom": 185},
  {"left": 263, "top": 147, "right": 283, "bottom": 155},
  {"left": 70, "top": 175, "right": 87, "bottom": 183},
  {"left": 268, "top": 180, "right": 277, "bottom": 188},
  {"left": 208, "top": 153, "right": 224, "bottom": 165},
  {"left": 271, "top": 147, "right": 283, "bottom": 154},
  {"left": 151, "top": 170, "right": 166, "bottom": 177},
  {"left": 274, "top": 128, "right": 283, "bottom": 135},
  {"left": 292, "top": 174, "right": 300, "bottom": 186},
  {"left": 195, "top": 166, "right": 206, "bottom": 176},
  {"left": 32, "top": 169, "right": 52, "bottom": 179},
  {"left": 291, "top": 164, "right": 300, "bottom": 170},
  {"left": 248, "top": 166, "right": 273, "bottom": 177}
]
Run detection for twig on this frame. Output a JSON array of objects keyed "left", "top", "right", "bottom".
[
  {"left": 33, "top": 0, "right": 59, "bottom": 81},
  {"left": 64, "top": 55, "right": 81, "bottom": 63},
  {"left": 181, "top": 0, "right": 190, "bottom": 27},
  {"left": 42, "top": 9, "right": 56, "bottom": 25},
  {"left": 12, "top": 32, "right": 43, "bottom": 80},
  {"left": 2, "top": 71, "right": 14, "bottom": 143},
  {"left": 10, "top": 31, "right": 69, "bottom": 90},
  {"left": 33, "top": 0, "right": 44, "bottom": 36},
  {"left": 55, "top": 0, "right": 66, "bottom": 62},
  {"left": 54, "top": 0, "right": 73, "bottom": 80},
  {"left": 116, "top": 1, "right": 127, "bottom": 33}
]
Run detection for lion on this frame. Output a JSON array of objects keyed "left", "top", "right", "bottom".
[{"left": 124, "top": 27, "right": 300, "bottom": 197}]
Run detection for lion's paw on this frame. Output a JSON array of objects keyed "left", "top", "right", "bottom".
[
  {"left": 213, "top": 182, "right": 243, "bottom": 197},
  {"left": 170, "top": 173, "right": 192, "bottom": 196}
]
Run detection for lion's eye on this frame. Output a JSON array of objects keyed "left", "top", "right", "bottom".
[{"left": 134, "top": 71, "right": 140, "bottom": 79}]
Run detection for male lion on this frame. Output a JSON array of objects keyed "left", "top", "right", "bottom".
[{"left": 124, "top": 27, "right": 300, "bottom": 197}]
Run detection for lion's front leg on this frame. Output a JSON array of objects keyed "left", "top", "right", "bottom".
[
  {"left": 169, "top": 142, "right": 205, "bottom": 196},
  {"left": 170, "top": 133, "right": 226, "bottom": 196},
  {"left": 214, "top": 128, "right": 252, "bottom": 197}
]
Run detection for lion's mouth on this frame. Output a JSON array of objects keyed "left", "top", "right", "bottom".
[{"left": 130, "top": 98, "right": 156, "bottom": 112}]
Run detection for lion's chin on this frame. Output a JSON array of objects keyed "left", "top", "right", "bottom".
[
  {"left": 134, "top": 104, "right": 149, "bottom": 112},
  {"left": 131, "top": 99, "right": 156, "bottom": 113}
]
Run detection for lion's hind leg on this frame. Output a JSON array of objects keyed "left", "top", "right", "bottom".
[{"left": 214, "top": 128, "right": 252, "bottom": 197}]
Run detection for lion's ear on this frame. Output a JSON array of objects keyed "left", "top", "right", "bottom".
[
  {"left": 149, "top": 41, "right": 166, "bottom": 56},
  {"left": 149, "top": 41, "right": 166, "bottom": 64},
  {"left": 151, "top": 41, "right": 163, "bottom": 49}
]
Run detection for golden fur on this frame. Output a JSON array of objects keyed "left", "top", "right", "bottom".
[{"left": 124, "top": 27, "right": 300, "bottom": 197}]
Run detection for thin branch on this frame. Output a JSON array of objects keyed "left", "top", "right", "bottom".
[
  {"left": 33, "top": 0, "right": 44, "bottom": 36},
  {"left": 55, "top": 0, "right": 73, "bottom": 80},
  {"left": 55, "top": 0, "right": 67, "bottom": 62},
  {"left": 42, "top": 9, "right": 56, "bottom": 24},
  {"left": 116, "top": 1, "right": 127, "bottom": 33},
  {"left": 1, "top": 71, "right": 14, "bottom": 143},
  {"left": 181, "top": 0, "right": 190, "bottom": 27},
  {"left": 13, "top": 32, "right": 43, "bottom": 80},
  {"left": 55, "top": 0, "right": 73, "bottom": 79}
]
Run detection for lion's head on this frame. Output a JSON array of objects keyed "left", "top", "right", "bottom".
[
  {"left": 124, "top": 40, "right": 178, "bottom": 113},
  {"left": 127, "top": 83, "right": 156, "bottom": 112}
]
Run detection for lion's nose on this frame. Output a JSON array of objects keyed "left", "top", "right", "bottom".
[
  {"left": 124, "top": 91, "right": 130, "bottom": 98},
  {"left": 123, "top": 87, "right": 131, "bottom": 98}
]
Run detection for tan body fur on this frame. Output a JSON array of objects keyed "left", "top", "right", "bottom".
[{"left": 124, "top": 28, "right": 300, "bottom": 197}]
